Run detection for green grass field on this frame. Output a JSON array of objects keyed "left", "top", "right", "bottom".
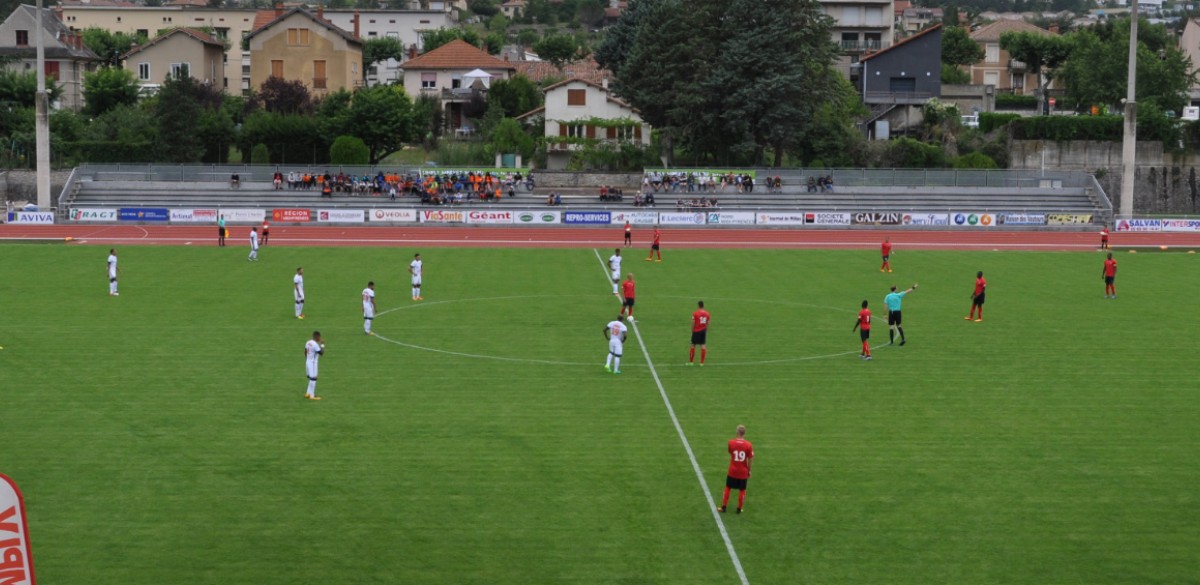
[{"left": 2, "top": 243, "right": 1198, "bottom": 584}]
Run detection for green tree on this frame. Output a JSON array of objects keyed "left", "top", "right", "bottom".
[
  {"left": 469, "top": 0, "right": 499, "bottom": 16},
  {"left": 516, "top": 29, "right": 540, "bottom": 48},
  {"left": 74, "top": 103, "right": 158, "bottom": 162},
  {"left": 999, "top": 31, "right": 1071, "bottom": 114},
  {"left": 329, "top": 135, "right": 370, "bottom": 164},
  {"left": 594, "top": 0, "right": 652, "bottom": 78},
  {"left": 317, "top": 88, "right": 353, "bottom": 138},
  {"left": 789, "top": 74, "right": 869, "bottom": 167},
  {"left": 252, "top": 77, "right": 313, "bottom": 114},
  {"left": 82, "top": 67, "right": 141, "bottom": 117},
  {"left": 941, "top": 63, "right": 971, "bottom": 84},
  {"left": 154, "top": 75, "right": 205, "bottom": 162},
  {"left": 489, "top": 117, "right": 534, "bottom": 158},
  {"left": 361, "top": 37, "right": 406, "bottom": 81},
  {"left": 347, "top": 85, "right": 415, "bottom": 164},
  {"left": 251, "top": 143, "right": 270, "bottom": 164},
  {"left": 412, "top": 93, "right": 444, "bottom": 145},
  {"left": 942, "top": 26, "right": 983, "bottom": 67},
  {"left": 487, "top": 75, "right": 541, "bottom": 118},
  {"left": 533, "top": 33, "right": 581, "bottom": 68},
  {"left": 421, "top": 28, "right": 485, "bottom": 53},
  {"left": 0, "top": 70, "right": 62, "bottom": 107},
  {"left": 1057, "top": 18, "right": 1194, "bottom": 113},
  {"left": 81, "top": 28, "right": 145, "bottom": 68},
  {"left": 238, "top": 112, "right": 328, "bottom": 164},
  {"left": 487, "top": 13, "right": 509, "bottom": 34}
]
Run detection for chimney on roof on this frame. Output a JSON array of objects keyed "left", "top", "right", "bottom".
[
  {"left": 353, "top": 10, "right": 360, "bottom": 38},
  {"left": 274, "top": 2, "right": 283, "bottom": 17},
  {"left": 409, "top": 44, "right": 418, "bottom": 59},
  {"left": 317, "top": 4, "right": 324, "bottom": 20},
  {"left": 1048, "top": 22, "right": 1059, "bottom": 33}
]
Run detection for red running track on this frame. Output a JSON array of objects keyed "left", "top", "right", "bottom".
[{"left": 2, "top": 224, "right": 1198, "bottom": 251}]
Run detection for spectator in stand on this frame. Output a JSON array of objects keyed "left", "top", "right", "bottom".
[
  {"left": 600, "top": 185, "right": 609, "bottom": 201},
  {"left": 824, "top": 175, "right": 834, "bottom": 192},
  {"left": 554, "top": 193, "right": 562, "bottom": 205},
  {"left": 230, "top": 173, "right": 240, "bottom": 189},
  {"left": 273, "top": 171, "right": 283, "bottom": 190},
  {"left": 634, "top": 192, "right": 644, "bottom": 207}
]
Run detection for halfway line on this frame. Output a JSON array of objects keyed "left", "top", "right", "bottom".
[{"left": 591, "top": 248, "right": 750, "bottom": 585}]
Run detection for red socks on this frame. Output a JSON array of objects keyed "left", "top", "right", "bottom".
[
  {"left": 738, "top": 490, "right": 746, "bottom": 509},
  {"left": 862, "top": 340, "right": 870, "bottom": 355},
  {"left": 722, "top": 487, "right": 730, "bottom": 507},
  {"left": 689, "top": 347, "right": 695, "bottom": 362},
  {"left": 701, "top": 349, "right": 707, "bottom": 364}
]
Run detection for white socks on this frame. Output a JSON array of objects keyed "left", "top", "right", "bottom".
[
  {"left": 364, "top": 319, "right": 372, "bottom": 334},
  {"left": 306, "top": 380, "right": 316, "bottom": 397},
  {"left": 295, "top": 302, "right": 303, "bottom": 317}
]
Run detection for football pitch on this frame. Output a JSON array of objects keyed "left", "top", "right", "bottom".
[{"left": 2, "top": 242, "right": 1197, "bottom": 584}]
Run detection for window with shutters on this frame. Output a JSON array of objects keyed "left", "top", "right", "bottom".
[
  {"left": 287, "top": 28, "right": 310, "bottom": 46},
  {"left": 421, "top": 72, "right": 436, "bottom": 89},
  {"left": 15, "top": 30, "right": 28, "bottom": 47},
  {"left": 271, "top": 60, "right": 284, "bottom": 78},
  {"left": 312, "top": 60, "right": 326, "bottom": 89},
  {"left": 585, "top": 125, "right": 595, "bottom": 139},
  {"left": 567, "top": 89, "right": 586, "bottom": 106}
]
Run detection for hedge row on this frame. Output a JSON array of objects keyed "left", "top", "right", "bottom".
[{"left": 995, "top": 94, "right": 1038, "bottom": 109}]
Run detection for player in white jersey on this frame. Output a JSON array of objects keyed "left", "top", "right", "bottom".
[
  {"left": 362, "top": 281, "right": 376, "bottom": 335},
  {"left": 248, "top": 227, "right": 259, "bottom": 261},
  {"left": 603, "top": 314, "right": 628, "bottom": 374},
  {"left": 293, "top": 267, "right": 306, "bottom": 319},
  {"left": 106, "top": 248, "right": 119, "bottom": 296},
  {"left": 409, "top": 253, "right": 423, "bottom": 301},
  {"left": 608, "top": 248, "right": 623, "bottom": 295},
  {"left": 304, "top": 331, "right": 325, "bottom": 400}
]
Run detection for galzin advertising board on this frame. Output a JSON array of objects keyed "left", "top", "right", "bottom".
[{"left": 851, "top": 212, "right": 903, "bottom": 226}]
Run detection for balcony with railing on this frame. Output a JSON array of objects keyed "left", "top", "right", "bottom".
[{"left": 841, "top": 39, "right": 885, "bottom": 53}]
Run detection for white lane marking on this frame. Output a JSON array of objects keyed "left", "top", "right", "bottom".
[{"left": 591, "top": 248, "right": 751, "bottom": 585}]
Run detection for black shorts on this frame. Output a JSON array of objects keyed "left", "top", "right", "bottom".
[
  {"left": 623, "top": 297, "right": 635, "bottom": 308},
  {"left": 691, "top": 329, "right": 707, "bottom": 345},
  {"left": 860, "top": 329, "right": 870, "bottom": 341},
  {"left": 726, "top": 476, "right": 748, "bottom": 490},
  {"left": 218, "top": 227, "right": 225, "bottom": 237},
  {"left": 888, "top": 311, "right": 902, "bottom": 325},
  {"left": 652, "top": 243, "right": 660, "bottom": 250},
  {"left": 973, "top": 293, "right": 986, "bottom": 306},
  {"left": 882, "top": 255, "right": 890, "bottom": 262},
  {"left": 1105, "top": 276, "right": 1114, "bottom": 285}
]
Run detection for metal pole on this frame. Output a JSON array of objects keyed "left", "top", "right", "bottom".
[
  {"left": 34, "top": 0, "right": 51, "bottom": 210},
  {"left": 1119, "top": 1, "right": 1139, "bottom": 219}
]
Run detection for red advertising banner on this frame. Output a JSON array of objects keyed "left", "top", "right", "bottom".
[
  {"left": 0, "top": 474, "right": 36, "bottom": 585},
  {"left": 272, "top": 208, "right": 312, "bottom": 222}
]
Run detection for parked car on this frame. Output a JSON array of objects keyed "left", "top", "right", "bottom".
[{"left": 961, "top": 114, "right": 980, "bottom": 129}]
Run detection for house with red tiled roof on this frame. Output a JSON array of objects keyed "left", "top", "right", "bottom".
[
  {"left": 512, "top": 56, "right": 610, "bottom": 85},
  {"left": 246, "top": 5, "right": 362, "bottom": 96},
  {"left": 400, "top": 39, "right": 516, "bottom": 132},
  {"left": 516, "top": 77, "right": 650, "bottom": 170},
  {"left": 968, "top": 19, "right": 1056, "bottom": 95},
  {"left": 122, "top": 27, "right": 226, "bottom": 91}
]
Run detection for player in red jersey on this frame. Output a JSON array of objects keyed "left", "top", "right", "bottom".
[
  {"left": 624, "top": 221, "right": 632, "bottom": 247},
  {"left": 966, "top": 271, "right": 986, "bottom": 321},
  {"left": 688, "top": 300, "right": 710, "bottom": 366},
  {"left": 620, "top": 273, "right": 636, "bottom": 319},
  {"left": 1100, "top": 227, "right": 1110, "bottom": 250},
  {"left": 1102, "top": 253, "right": 1118, "bottom": 298},
  {"left": 646, "top": 226, "right": 662, "bottom": 262},
  {"left": 719, "top": 425, "right": 754, "bottom": 514},
  {"left": 880, "top": 238, "right": 893, "bottom": 272},
  {"left": 851, "top": 299, "right": 872, "bottom": 360}
]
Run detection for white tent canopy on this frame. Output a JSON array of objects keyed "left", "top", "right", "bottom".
[{"left": 464, "top": 68, "right": 493, "bottom": 89}]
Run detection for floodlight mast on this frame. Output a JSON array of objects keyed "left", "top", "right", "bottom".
[
  {"left": 35, "top": 0, "right": 51, "bottom": 211},
  {"left": 1118, "top": 0, "right": 1139, "bottom": 220}
]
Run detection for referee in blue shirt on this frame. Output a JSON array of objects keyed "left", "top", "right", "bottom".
[{"left": 884, "top": 284, "right": 918, "bottom": 346}]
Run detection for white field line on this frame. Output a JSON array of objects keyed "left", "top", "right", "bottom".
[{"left": 591, "top": 248, "right": 750, "bottom": 585}]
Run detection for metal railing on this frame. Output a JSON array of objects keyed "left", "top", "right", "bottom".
[
  {"left": 840, "top": 39, "right": 884, "bottom": 52},
  {"left": 76, "top": 163, "right": 423, "bottom": 182},
  {"left": 56, "top": 166, "right": 80, "bottom": 215},
  {"left": 645, "top": 168, "right": 1103, "bottom": 190}
]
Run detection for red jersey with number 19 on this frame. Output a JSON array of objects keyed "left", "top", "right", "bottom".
[
  {"left": 727, "top": 438, "right": 754, "bottom": 479},
  {"left": 692, "top": 309, "right": 711, "bottom": 332}
]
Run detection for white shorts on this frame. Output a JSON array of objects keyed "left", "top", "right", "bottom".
[
  {"left": 412, "top": 276, "right": 422, "bottom": 286},
  {"left": 363, "top": 305, "right": 375, "bottom": 318},
  {"left": 108, "top": 271, "right": 117, "bottom": 280},
  {"left": 611, "top": 270, "right": 620, "bottom": 282},
  {"left": 306, "top": 363, "right": 318, "bottom": 379},
  {"left": 608, "top": 339, "right": 623, "bottom": 357},
  {"left": 295, "top": 293, "right": 304, "bottom": 303}
]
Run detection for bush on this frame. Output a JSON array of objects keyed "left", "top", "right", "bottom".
[
  {"left": 979, "top": 112, "right": 1022, "bottom": 133},
  {"left": 953, "top": 152, "right": 999, "bottom": 169},
  {"left": 329, "top": 135, "right": 369, "bottom": 165},
  {"left": 995, "top": 94, "right": 1038, "bottom": 110},
  {"left": 882, "top": 137, "right": 947, "bottom": 168},
  {"left": 251, "top": 143, "right": 270, "bottom": 165}
]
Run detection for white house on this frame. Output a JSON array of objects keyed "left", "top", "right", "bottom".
[
  {"left": 399, "top": 39, "right": 515, "bottom": 133},
  {"left": 518, "top": 78, "right": 651, "bottom": 170}
]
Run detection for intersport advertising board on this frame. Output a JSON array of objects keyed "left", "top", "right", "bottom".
[{"left": 1160, "top": 218, "right": 1200, "bottom": 232}]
